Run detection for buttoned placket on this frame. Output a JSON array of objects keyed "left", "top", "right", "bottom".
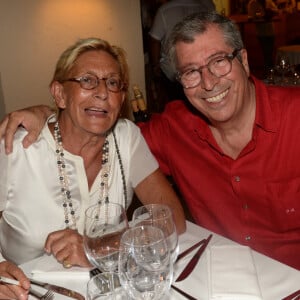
[{"left": 231, "top": 164, "right": 252, "bottom": 243}]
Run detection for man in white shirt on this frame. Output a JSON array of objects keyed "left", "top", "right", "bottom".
[{"left": 148, "top": 0, "right": 215, "bottom": 102}]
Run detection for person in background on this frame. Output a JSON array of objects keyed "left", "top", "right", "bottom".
[
  {"left": 148, "top": 0, "right": 215, "bottom": 106},
  {"left": 247, "top": 0, "right": 279, "bottom": 76},
  {"left": 0, "top": 37, "right": 185, "bottom": 300},
  {"left": 1, "top": 12, "right": 300, "bottom": 270},
  {"left": 276, "top": 0, "right": 296, "bottom": 13}
]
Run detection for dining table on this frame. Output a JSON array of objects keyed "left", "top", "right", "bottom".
[{"left": 20, "top": 220, "right": 300, "bottom": 300}]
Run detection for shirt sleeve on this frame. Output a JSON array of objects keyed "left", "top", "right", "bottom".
[
  {"left": 139, "top": 114, "right": 171, "bottom": 176},
  {"left": 117, "top": 119, "right": 159, "bottom": 188},
  {"left": 0, "top": 141, "right": 8, "bottom": 262},
  {"left": 0, "top": 253, "right": 6, "bottom": 263},
  {"left": 129, "top": 121, "right": 159, "bottom": 187},
  {"left": 0, "top": 140, "right": 8, "bottom": 211}
]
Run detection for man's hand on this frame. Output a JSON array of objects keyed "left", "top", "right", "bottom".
[
  {"left": 44, "top": 229, "right": 91, "bottom": 268},
  {"left": 0, "top": 105, "right": 53, "bottom": 154},
  {"left": 0, "top": 261, "right": 30, "bottom": 300}
]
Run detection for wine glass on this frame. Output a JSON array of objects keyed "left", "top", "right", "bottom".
[
  {"left": 87, "top": 272, "right": 128, "bottom": 300},
  {"left": 132, "top": 204, "right": 179, "bottom": 263},
  {"left": 83, "top": 202, "right": 129, "bottom": 272},
  {"left": 275, "top": 55, "right": 291, "bottom": 85},
  {"left": 292, "top": 70, "right": 300, "bottom": 85},
  {"left": 118, "top": 225, "right": 173, "bottom": 300},
  {"left": 265, "top": 67, "right": 275, "bottom": 85}
]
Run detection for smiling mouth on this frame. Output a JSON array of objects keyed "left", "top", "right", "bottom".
[
  {"left": 206, "top": 89, "right": 229, "bottom": 103},
  {"left": 85, "top": 108, "right": 108, "bottom": 114}
]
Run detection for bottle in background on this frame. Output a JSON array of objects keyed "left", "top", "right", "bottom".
[
  {"left": 130, "top": 97, "right": 142, "bottom": 123},
  {"left": 132, "top": 85, "right": 150, "bottom": 122}
]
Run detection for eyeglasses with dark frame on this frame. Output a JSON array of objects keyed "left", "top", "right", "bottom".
[
  {"left": 61, "top": 73, "right": 124, "bottom": 93},
  {"left": 177, "top": 49, "right": 241, "bottom": 89}
]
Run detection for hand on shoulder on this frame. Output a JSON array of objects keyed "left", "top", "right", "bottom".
[{"left": 0, "top": 105, "right": 53, "bottom": 154}]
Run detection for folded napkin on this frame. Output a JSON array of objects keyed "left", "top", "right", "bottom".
[
  {"left": 207, "top": 245, "right": 262, "bottom": 300},
  {"left": 29, "top": 254, "right": 90, "bottom": 281}
]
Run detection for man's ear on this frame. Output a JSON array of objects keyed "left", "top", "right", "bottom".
[
  {"left": 50, "top": 81, "right": 66, "bottom": 109},
  {"left": 240, "top": 49, "right": 250, "bottom": 76}
]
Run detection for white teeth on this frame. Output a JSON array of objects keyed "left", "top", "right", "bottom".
[
  {"left": 206, "top": 89, "right": 228, "bottom": 103},
  {"left": 87, "top": 108, "right": 105, "bottom": 112}
]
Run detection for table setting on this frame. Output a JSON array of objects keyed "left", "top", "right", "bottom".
[{"left": 18, "top": 203, "right": 300, "bottom": 300}]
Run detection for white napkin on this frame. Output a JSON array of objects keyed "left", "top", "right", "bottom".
[
  {"left": 207, "top": 245, "right": 262, "bottom": 300},
  {"left": 29, "top": 254, "right": 90, "bottom": 281},
  {"left": 20, "top": 254, "right": 90, "bottom": 299}
]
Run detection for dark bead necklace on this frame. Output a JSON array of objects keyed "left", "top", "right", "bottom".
[{"left": 53, "top": 121, "right": 127, "bottom": 229}]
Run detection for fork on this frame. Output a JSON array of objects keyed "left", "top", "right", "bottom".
[{"left": 29, "top": 288, "right": 54, "bottom": 300}]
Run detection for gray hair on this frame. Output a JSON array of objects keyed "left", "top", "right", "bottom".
[{"left": 167, "top": 12, "right": 244, "bottom": 74}]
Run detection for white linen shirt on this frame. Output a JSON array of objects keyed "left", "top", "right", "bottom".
[{"left": 0, "top": 117, "right": 158, "bottom": 265}]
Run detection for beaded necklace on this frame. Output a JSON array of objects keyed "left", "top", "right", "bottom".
[{"left": 53, "top": 121, "right": 127, "bottom": 229}]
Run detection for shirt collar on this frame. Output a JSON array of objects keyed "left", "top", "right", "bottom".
[
  {"left": 251, "top": 76, "right": 278, "bottom": 133},
  {"left": 193, "top": 76, "right": 279, "bottom": 143}
]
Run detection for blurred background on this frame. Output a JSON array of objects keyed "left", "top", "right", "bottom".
[{"left": 0, "top": 0, "right": 299, "bottom": 117}]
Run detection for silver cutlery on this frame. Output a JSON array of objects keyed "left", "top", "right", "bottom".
[
  {"left": 176, "top": 234, "right": 213, "bottom": 282},
  {"left": 0, "top": 276, "right": 54, "bottom": 300},
  {"left": 30, "top": 278, "right": 84, "bottom": 300},
  {"left": 29, "top": 288, "right": 54, "bottom": 300}
]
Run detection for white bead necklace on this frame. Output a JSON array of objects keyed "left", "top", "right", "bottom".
[{"left": 53, "top": 121, "right": 127, "bottom": 229}]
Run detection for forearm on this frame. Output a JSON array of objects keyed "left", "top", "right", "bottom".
[
  {"left": 32, "top": 105, "right": 55, "bottom": 119},
  {"left": 0, "top": 105, "right": 54, "bottom": 154},
  {"left": 135, "top": 169, "right": 186, "bottom": 234}
]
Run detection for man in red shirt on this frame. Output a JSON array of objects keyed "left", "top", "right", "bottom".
[
  {"left": 1, "top": 12, "right": 300, "bottom": 270},
  {"left": 140, "top": 76, "right": 300, "bottom": 269}
]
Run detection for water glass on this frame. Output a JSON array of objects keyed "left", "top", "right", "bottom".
[
  {"left": 118, "top": 225, "right": 173, "bottom": 300},
  {"left": 132, "top": 204, "right": 179, "bottom": 263},
  {"left": 87, "top": 272, "right": 128, "bottom": 300},
  {"left": 83, "top": 202, "right": 129, "bottom": 272}
]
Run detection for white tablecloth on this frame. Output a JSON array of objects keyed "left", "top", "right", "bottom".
[{"left": 20, "top": 221, "right": 300, "bottom": 300}]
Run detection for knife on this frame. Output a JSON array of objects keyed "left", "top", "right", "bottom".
[
  {"left": 281, "top": 290, "right": 300, "bottom": 300},
  {"left": 175, "top": 238, "right": 206, "bottom": 264},
  {"left": 30, "top": 278, "right": 85, "bottom": 300},
  {"left": 171, "top": 284, "right": 198, "bottom": 300},
  {"left": 175, "top": 234, "right": 213, "bottom": 282}
]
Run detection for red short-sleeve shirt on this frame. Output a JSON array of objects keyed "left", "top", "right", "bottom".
[{"left": 140, "top": 77, "right": 300, "bottom": 270}]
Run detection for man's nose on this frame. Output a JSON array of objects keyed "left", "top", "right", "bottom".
[{"left": 200, "top": 68, "right": 219, "bottom": 91}]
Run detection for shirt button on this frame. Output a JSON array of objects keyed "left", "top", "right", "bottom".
[
  {"left": 245, "top": 236, "right": 251, "bottom": 241},
  {"left": 234, "top": 176, "right": 240, "bottom": 182},
  {"left": 243, "top": 204, "right": 248, "bottom": 210}
]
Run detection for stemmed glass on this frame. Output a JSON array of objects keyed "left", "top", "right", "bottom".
[
  {"left": 275, "top": 55, "right": 291, "bottom": 85},
  {"left": 87, "top": 272, "right": 128, "bottom": 300},
  {"left": 132, "top": 204, "right": 179, "bottom": 263},
  {"left": 118, "top": 225, "right": 173, "bottom": 300},
  {"left": 83, "top": 202, "right": 129, "bottom": 272}
]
